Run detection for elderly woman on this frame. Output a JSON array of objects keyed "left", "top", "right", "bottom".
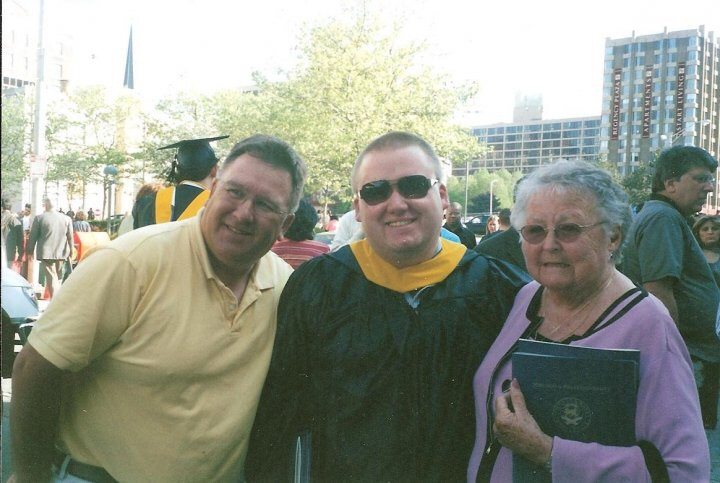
[{"left": 468, "top": 161, "right": 708, "bottom": 482}]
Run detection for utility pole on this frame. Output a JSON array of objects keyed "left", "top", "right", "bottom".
[{"left": 28, "top": 0, "right": 47, "bottom": 291}]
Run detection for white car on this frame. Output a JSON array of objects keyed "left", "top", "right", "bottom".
[{"left": 1, "top": 249, "right": 39, "bottom": 377}]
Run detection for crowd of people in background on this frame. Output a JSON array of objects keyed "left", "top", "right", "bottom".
[{"left": 3, "top": 134, "right": 719, "bottom": 482}]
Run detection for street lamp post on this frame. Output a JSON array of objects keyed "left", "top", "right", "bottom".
[
  {"left": 464, "top": 160, "right": 470, "bottom": 219},
  {"left": 103, "top": 165, "right": 118, "bottom": 223},
  {"left": 489, "top": 179, "right": 498, "bottom": 215},
  {"left": 660, "top": 119, "right": 712, "bottom": 148}
]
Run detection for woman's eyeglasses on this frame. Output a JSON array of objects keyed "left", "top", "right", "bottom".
[
  {"left": 357, "top": 175, "right": 439, "bottom": 206},
  {"left": 519, "top": 222, "right": 607, "bottom": 244}
]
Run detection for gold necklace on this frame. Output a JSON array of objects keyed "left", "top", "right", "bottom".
[{"left": 538, "top": 276, "right": 614, "bottom": 340}]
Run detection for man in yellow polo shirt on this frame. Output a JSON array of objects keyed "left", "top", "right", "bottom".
[
  {"left": 10, "top": 135, "right": 307, "bottom": 482},
  {"left": 134, "top": 135, "right": 229, "bottom": 229},
  {"left": 246, "top": 132, "right": 529, "bottom": 481}
]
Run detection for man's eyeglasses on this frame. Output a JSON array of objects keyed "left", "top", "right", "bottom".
[
  {"left": 221, "top": 183, "right": 290, "bottom": 219},
  {"left": 357, "top": 175, "right": 439, "bottom": 206},
  {"left": 519, "top": 222, "right": 607, "bottom": 244}
]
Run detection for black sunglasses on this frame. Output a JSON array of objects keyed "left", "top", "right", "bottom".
[
  {"left": 519, "top": 222, "right": 607, "bottom": 244},
  {"left": 358, "top": 175, "right": 439, "bottom": 206}
]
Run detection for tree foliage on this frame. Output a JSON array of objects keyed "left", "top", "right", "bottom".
[
  {"left": 1, "top": 93, "right": 29, "bottom": 196},
  {"left": 208, "top": 12, "right": 482, "bottom": 207},
  {"left": 44, "top": 86, "right": 142, "bottom": 206},
  {"left": 446, "top": 169, "right": 525, "bottom": 214}
]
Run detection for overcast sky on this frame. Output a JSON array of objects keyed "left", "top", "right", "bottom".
[{"left": 39, "top": 0, "right": 720, "bottom": 125}]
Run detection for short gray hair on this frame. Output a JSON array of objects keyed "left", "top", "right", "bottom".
[
  {"left": 220, "top": 134, "right": 307, "bottom": 211},
  {"left": 511, "top": 160, "right": 633, "bottom": 263}
]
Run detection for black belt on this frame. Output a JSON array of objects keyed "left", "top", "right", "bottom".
[{"left": 55, "top": 453, "right": 118, "bottom": 483}]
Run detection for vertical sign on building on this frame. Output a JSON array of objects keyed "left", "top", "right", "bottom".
[
  {"left": 611, "top": 68, "right": 622, "bottom": 140},
  {"left": 675, "top": 62, "right": 686, "bottom": 139},
  {"left": 642, "top": 67, "right": 653, "bottom": 138}
]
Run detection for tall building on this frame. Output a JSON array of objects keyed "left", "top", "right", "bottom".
[
  {"left": 2, "top": 0, "right": 73, "bottom": 93},
  {"left": 600, "top": 26, "right": 719, "bottom": 174},
  {"left": 460, "top": 116, "right": 601, "bottom": 176}
]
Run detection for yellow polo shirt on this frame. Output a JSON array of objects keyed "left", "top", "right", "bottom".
[{"left": 28, "top": 212, "right": 293, "bottom": 482}]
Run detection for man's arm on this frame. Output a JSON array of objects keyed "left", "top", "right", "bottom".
[
  {"left": 11, "top": 343, "right": 65, "bottom": 483},
  {"left": 65, "top": 218, "right": 74, "bottom": 248},
  {"left": 644, "top": 277, "right": 679, "bottom": 324},
  {"left": 26, "top": 217, "right": 39, "bottom": 256}
]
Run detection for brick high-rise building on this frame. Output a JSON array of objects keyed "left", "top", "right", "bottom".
[{"left": 600, "top": 26, "right": 719, "bottom": 174}]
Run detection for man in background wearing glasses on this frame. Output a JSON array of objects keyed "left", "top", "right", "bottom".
[
  {"left": 246, "top": 131, "right": 529, "bottom": 481},
  {"left": 11, "top": 135, "right": 306, "bottom": 482},
  {"left": 621, "top": 145, "right": 719, "bottom": 430}
]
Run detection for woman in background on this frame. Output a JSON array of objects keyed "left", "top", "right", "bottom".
[
  {"left": 272, "top": 198, "right": 329, "bottom": 269},
  {"left": 485, "top": 215, "right": 500, "bottom": 237},
  {"left": 691, "top": 214, "right": 719, "bottom": 430}
]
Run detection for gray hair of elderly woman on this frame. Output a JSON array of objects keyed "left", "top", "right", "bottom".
[{"left": 510, "top": 160, "right": 633, "bottom": 263}]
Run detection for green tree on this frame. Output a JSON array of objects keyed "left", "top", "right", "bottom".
[
  {"left": 1, "top": 93, "right": 29, "bottom": 196},
  {"left": 621, "top": 161, "right": 654, "bottom": 207},
  {"left": 446, "top": 169, "right": 524, "bottom": 214},
  {"left": 45, "top": 86, "right": 139, "bottom": 206},
  {"left": 210, "top": 11, "right": 482, "bottom": 211}
]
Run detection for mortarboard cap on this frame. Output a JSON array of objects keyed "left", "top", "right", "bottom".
[{"left": 158, "top": 135, "right": 229, "bottom": 182}]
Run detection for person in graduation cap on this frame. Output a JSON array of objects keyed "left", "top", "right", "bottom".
[
  {"left": 133, "top": 135, "right": 229, "bottom": 229},
  {"left": 245, "top": 132, "right": 529, "bottom": 482}
]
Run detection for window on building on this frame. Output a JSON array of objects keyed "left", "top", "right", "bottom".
[
  {"left": 543, "top": 123, "right": 561, "bottom": 131},
  {"left": 666, "top": 66, "right": 676, "bottom": 77},
  {"left": 634, "top": 84, "right": 644, "bottom": 94},
  {"left": 667, "top": 52, "right": 677, "bottom": 63},
  {"left": 623, "top": 58, "right": 630, "bottom": 68},
  {"left": 667, "top": 38, "right": 677, "bottom": 49},
  {"left": 654, "top": 54, "right": 663, "bottom": 64},
  {"left": 689, "top": 36, "right": 698, "bottom": 47},
  {"left": 688, "top": 51, "right": 698, "bottom": 61},
  {"left": 665, "top": 81, "right": 676, "bottom": 91},
  {"left": 635, "top": 70, "right": 644, "bottom": 80}
]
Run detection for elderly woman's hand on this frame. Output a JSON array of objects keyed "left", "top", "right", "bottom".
[{"left": 493, "top": 379, "right": 553, "bottom": 465}]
